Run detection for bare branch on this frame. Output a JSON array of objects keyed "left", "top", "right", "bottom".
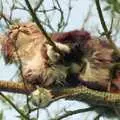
[
  {"left": 55, "top": 106, "right": 96, "bottom": 120},
  {"left": 0, "top": 81, "right": 34, "bottom": 94},
  {"left": 95, "top": 0, "right": 120, "bottom": 56},
  {"left": 0, "top": 80, "right": 120, "bottom": 108},
  {"left": 24, "top": 0, "right": 63, "bottom": 56},
  {"left": 0, "top": 92, "right": 29, "bottom": 119},
  {"left": 33, "top": 0, "right": 44, "bottom": 12},
  {"left": 81, "top": 3, "right": 93, "bottom": 29}
]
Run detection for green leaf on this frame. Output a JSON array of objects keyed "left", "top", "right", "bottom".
[
  {"left": 114, "top": 2, "right": 120, "bottom": 13},
  {"left": 106, "top": 0, "right": 115, "bottom": 4},
  {"left": 104, "top": 0, "right": 120, "bottom": 14}
]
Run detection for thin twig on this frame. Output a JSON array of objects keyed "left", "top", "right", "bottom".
[
  {"left": 54, "top": 106, "right": 97, "bottom": 120},
  {"left": 55, "top": 0, "right": 64, "bottom": 32},
  {"left": 0, "top": 92, "right": 29, "bottom": 120},
  {"left": 61, "top": 0, "right": 72, "bottom": 31},
  {"left": 81, "top": 3, "right": 93, "bottom": 29},
  {"left": 24, "top": 0, "right": 63, "bottom": 56},
  {"left": 41, "top": 5, "right": 56, "bottom": 32},
  {"left": 34, "top": 0, "right": 44, "bottom": 12},
  {"left": 95, "top": 0, "right": 120, "bottom": 55}
]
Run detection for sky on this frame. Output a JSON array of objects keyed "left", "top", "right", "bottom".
[{"left": 0, "top": 0, "right": 119, "bottom": 120}]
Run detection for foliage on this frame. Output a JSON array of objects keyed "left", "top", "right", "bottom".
[{"left": 104, "top": 0, "right": 120, "bottom": 13}]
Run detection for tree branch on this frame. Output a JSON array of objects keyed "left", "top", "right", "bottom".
[
  {"left": 95, "top": 0, "right": 120, "bottom": 56},
  {"left": 0, "top": 81, "right": 34, "bottom": 94},
  {"left": 24, "top": 0, "right": 63, "bottom": 56},
  {"left": 0, "top": 80, "right": 120, "bottom": 108},
  {"left": 55, "top": 106, "right": 97, "bottom": 120},
  {"left": 0, "top": 92, "right": 29, "bottom": 119}
]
